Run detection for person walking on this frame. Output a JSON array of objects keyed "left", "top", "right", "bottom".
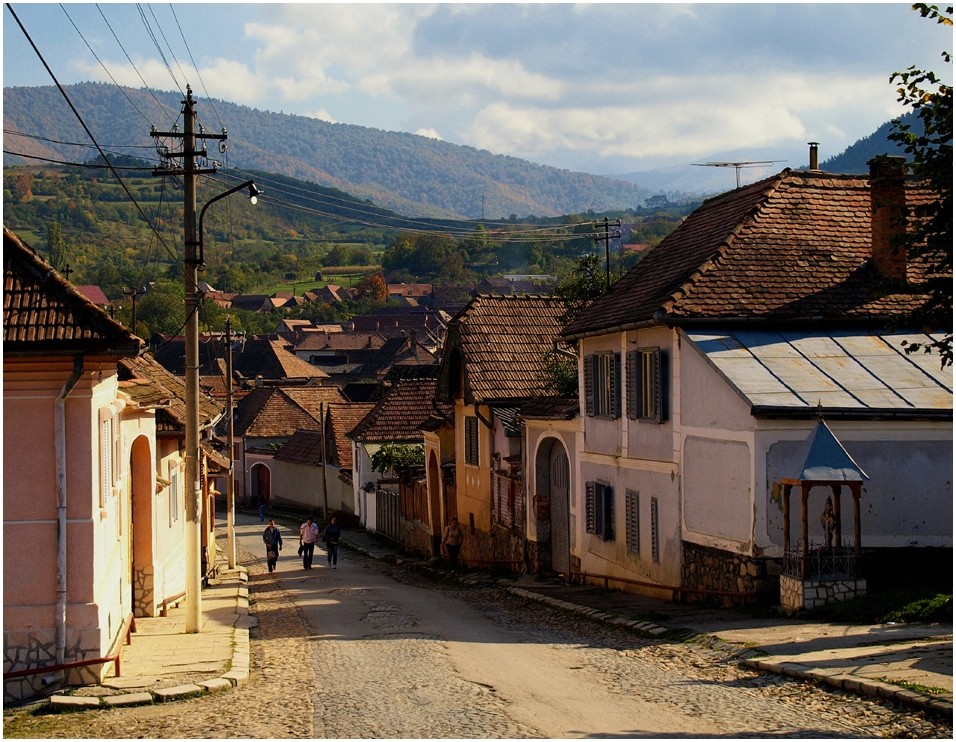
[
  {"left": 441, "top": 516, "right": 464, "bottom": 571},
  {"left": 323, "top": 516, "right": 341, "bottom": 568},
  {"left": 299, "top": 515, "right": 320, "bottom": 569},
  {"left": 258, "top": 495, "right": 267, "bottom": 523},
  {"left": 262, "top": 519, "right": 283, "bottom": 573}
]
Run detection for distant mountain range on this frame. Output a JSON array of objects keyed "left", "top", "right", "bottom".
[
  {"left": 3, "top": 83, "right": 915, "bottom": 217},
  {"left": 3, "top": 83, "right": 656, "bottom": 220},
  {"left": 608, "top": 112, "right": 917, "bottom": 197}
]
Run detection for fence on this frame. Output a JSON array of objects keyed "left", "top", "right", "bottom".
[{"left": 783, "top": 543, "right": 860, "bottom": 579}]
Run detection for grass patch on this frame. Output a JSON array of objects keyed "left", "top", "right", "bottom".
[
  {"left": 800, "top": 589, "right": 952, "bottom": 624},
  {"left": 879, "top": 677, "right": 949, "bottom": 695}
]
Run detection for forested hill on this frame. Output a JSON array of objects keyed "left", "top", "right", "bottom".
[
  {"left": 3, "top": 83, "right": 653, "bottom": 220},
  {"left": 819, "top": 111, "right": 918, "bottom": 174}
]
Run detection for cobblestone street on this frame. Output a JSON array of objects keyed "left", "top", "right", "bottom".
[{"left": 4, "top": 547, "right": 952, "bottom": 739}]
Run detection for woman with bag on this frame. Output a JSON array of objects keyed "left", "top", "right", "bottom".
[{"left": 262, "top": 519, "right": 283, "bottom": 573}]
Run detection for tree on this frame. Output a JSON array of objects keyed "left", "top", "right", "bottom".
[
  {"left": 552, "top": 253, "right": 623, "bottom": 327},
  {"left": 46, "top": 222, "right": 67, "bottom": 272},
  {"left": 371, "top": 442, "right": 425, "bottom": 476},
  {"left": 890, "top": 3, "right": 953, "bottom": 367}
]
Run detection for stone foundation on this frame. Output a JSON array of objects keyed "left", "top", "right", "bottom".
[
  {"left": 3, "top": 629, "right": 108, "bottom": 704},
  {"left": 780, "top": 574, "right": 867, "bottom": 614},
  {"left": 681, "top": 541, "right": 774, "bottom": 604}
]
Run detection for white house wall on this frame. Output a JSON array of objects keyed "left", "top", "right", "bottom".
[
  {"left": 576, "top": 327, "right": 683, "bottom": 588},
  {"left": 757, "top": 420, "right": 953, "bottom": 552}
]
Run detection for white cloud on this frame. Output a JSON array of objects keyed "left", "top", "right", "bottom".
[
  {"left": 310, "top": 109, "right": 338, "bottom": 124},
  {"left": 415, "top": 128, "right": 443, "bottom": 141}
]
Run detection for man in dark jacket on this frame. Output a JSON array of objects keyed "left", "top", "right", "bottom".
[
  {"left": 323, "top": 517, "right": 341, "bottom": 569},
  {"left": 262, "top": 519, "right": 283, "bottom": 573}
]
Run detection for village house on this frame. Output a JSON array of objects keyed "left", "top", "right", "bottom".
[
  {"left": 270, "top": 401, "right": 374, "bottom": 517},
  {"left": 3, "top": 226, "right": 223, "bottom": 701},
  {"left": 559, "top": 156, "right": 952, "bottom": 604},
  {"left": 348, "top": 377, "right": 453, "bottom": 549},
  {"left": 232, "top": 384, "right": 347, "bottom": 508},
  {"left": 431, "top": 294, "right": 568, "bottom": 569}
]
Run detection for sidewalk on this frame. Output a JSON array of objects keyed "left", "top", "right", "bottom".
[{"left": 47, "top": 526, "right": 952, "bottom": 721}]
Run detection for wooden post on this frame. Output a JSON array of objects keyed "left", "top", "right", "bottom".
[
  {"left": 831, "top": 484, "right": 843, "bottom": 550},
  {"left": 782, "top": 483, "right": 791, "bottom": 552},
  {"left": 800, "top": 484, "right": 810, "bottom": 579},
  {"left": 852, "top": 484, "right": 862, "bottom": 555}
]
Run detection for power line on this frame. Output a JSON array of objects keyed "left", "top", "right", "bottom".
[
  {"left": 168, "top": 2, "right": 224, "bottom": 131},
  {"left": 95, "top": 3, "right": 177, "bottom": 126},
  {"left": 59, "top": 3, "right": 155, "bottom": 127},
  {"left": 135, "top": 2, "right": 183, "bottom": 95},
  {"left": 6, "top": 2, "right": 178, "bottom": 263}
]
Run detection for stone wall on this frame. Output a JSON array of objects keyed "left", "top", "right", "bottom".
[
  {"left": 461, "top": 523, "right": 526, "bottom": 572},
  {"left": 681, "top": 541, "right": 776, "bottom": 604},
  {"left": 3, "top": 629, "right": 107, "bottom": 704},
  {"left": 780, "top": 574, "right": 867, "bottom": 614}
]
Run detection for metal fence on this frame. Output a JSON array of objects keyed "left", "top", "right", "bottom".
[{"left": 783, "top": 542, "right": 860, "bottom": 579}]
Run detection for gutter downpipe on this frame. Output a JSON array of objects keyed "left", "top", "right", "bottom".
[{"left": 55, "top": 356, "right": 84, "bottom": 667}]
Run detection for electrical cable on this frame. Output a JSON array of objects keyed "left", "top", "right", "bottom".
[
  {"left": 135, "top": 2, "right": 183, "bottom": 95},
  {"left": 5, "top": 3, "right": 179, "bottom": 263},
  {"left": 59, "top": 3, "right": 155, "bottom": 127},
  {"left": 169, "top": 2, "right": 224, "bottom": 131},
  {"left": 95, "top": 3, "right": 177, "bottom": 126}
]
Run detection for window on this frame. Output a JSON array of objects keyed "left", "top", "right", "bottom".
[
  {"left": 170, "top": 470, "right": 180, "bottom": 525},
  {"left": 584, "top": 352, "right": 621, "bottom": 418},
  {"left": 464, "top": 415, "right": 479, "bottom": 466},
  {"left": 100, "top": 415, "right": 114, "bottom": 507},
  {"left": 650, "top": 496, "right": 660, "bottom": 563},
  {"left": 626, "top": 348, "right": 667, "bottom": 423},
  {"left": 625, "top": 489, "right": 640, "bottom": 556},
  {"left": 585, "top": 480, "right": 614, "bottom": 541}
]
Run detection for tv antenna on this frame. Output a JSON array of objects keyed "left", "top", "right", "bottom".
[{"left": 692, "top": 160, "right": 786, "bottom": 189}]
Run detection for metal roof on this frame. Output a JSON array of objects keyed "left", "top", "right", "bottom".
[
  {"left": 687, "top": 330, "right": 952, "bottom": 413},
  {"left": 789, "top": 419, "right": 869, "bottom": 482}
]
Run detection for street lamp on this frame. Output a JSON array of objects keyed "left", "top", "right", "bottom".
[
  {"left": 197, "top": 180, "right": 261, "bottom": 265},
  {"left": 183, "top": 178, "right": 259, "bottom": 632}
]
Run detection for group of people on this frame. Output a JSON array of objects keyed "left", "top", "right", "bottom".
[
  {"left": 263, "top": 512, "right": 465, "bottom": 574},
  {"left": 261, "top": 515, "right": 341, "bottom": 573}
]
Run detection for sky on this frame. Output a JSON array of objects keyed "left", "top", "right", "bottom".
[{"left": 3, "top": 3, "right": 952, "bottom": 176}]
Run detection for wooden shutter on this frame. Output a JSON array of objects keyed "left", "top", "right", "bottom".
[
  {"left": 583, "top": 355, "right": 594, "bottom": 417},
  {"left": 625, "top": 351, "right": 637, "bottom": 419},
  {"left": 625, "top": 489, "right": 640, "bottom": 555},
  {"left": 611, "top": 353, "right": 622, "bottom": 419},
  {"left": 602, "top": 484, "right": 614, "bottom": 542},
  {"left": 585, "top": 481, "right": 596, "bottom": 533},
  {"left": 658, "top": 349, "right": 669, "bottom": 423}
]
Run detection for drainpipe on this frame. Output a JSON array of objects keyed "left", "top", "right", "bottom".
[{"left": 55, "top": 356, "right": 84, "bottom": 666}]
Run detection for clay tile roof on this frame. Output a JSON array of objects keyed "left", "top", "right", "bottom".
[
  {"left": 327, "top": 402, "right": 376, "bottom": 466},
  {"left": 563, "top": 170, "right": 940, "bottom": 339},
  {"left": 4, "top": 226, "right": 143, "bottom": 356},
  {"left": 349, "top": 378, "right": 453, "bottom": 442},
  {"left": 273, "top": 430, "right": 324, "bottom": 466},
  {"left": 119, "top": 353, "right": 223, "bottom": 429},
  {"left": 233, "top": 385, "right": 343, "bottom": 438},
  {"left": 438, "top": 294, "right": 567, "bottom": 404},
  {"left": 232, "top": 337, "right": 329, "bottom": 380}
]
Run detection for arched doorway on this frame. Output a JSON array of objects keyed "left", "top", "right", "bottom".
[
  {"left": 129, "top": 435, "right": 154, "bottom": 616},
  {"left": 534, "top": 437, "right": 570, "bottom": 575},
  {"left": 251, "top": 463, "right": 272, "bottom": 507}
]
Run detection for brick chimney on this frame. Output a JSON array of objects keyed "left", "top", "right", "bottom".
[
  {"left": 868, "top": 156, "right": 908, "bottom": 282},
  {"left": 808, "top": 142, "right": 819, "bottom": 171}
]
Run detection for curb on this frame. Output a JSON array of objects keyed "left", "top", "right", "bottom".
[{"left": 46, "top": 567, "right": 251, "bottom": 712}]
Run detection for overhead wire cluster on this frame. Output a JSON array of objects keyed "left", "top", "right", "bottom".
[{"left": 4, "top": 0, "right": 594, "bottom": 278}]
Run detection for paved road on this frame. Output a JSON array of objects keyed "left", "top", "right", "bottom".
[{"left": 3, "top": 517, "right": 950, "bottom": 739}]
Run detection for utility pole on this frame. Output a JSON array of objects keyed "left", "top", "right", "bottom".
[
  {"left": 225, "top": 317, "right": 236, "bottom": 569},
  {"left": 592, "top": 217, "right": 622, "bottom": 289},
  {"left": 151, "top": 86, "right": 226, "bottom": 633},
  {"left": 319, "top": 401, "right": 329, "bottom": 520},
  {"left": 123, "top": 286, "right": 145, "bottom": 336}
]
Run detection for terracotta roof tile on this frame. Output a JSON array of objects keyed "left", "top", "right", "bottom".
[
  {"left": 120, "top": 353, "right": 224, "bottom": 429},
  {"left": 234, "top": 385, "right": 345, "bottom": 438},
  {"left": 273, "top": 430, "right": 324, "bottom": 466},
  {"left": 4, "top": 226, "right": 142, "bottom": 356},
  {"left": 328, "top": 402, "right": 376, "bottom": 467},
  {"left": 439, "top": 294, "right": 567, "bottom": 403},
  {"left": 563, "top": 170, "right": 941, "bottom": 339},
  {"left": 349, "top": 378, "right": 453, "bottom": 442}
]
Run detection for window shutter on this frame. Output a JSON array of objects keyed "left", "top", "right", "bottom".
[
  {"left": 625, "top": 489, "right": 640, "bottom": 555},
  {"left": 612, "top": 353, "right": 622, "bottom": 419},
  {"left": 625, "top": 351, "right": 637, "bottom": 419},
  {"left": 658, "top": 349, "right": 669, "bottom": 422},
  {"left": 603, "top": 485, "right": 614, "bottom": 542},
  {"left": 585, "top": 481, "right": 596, "bottom": 533},
  {"left": 584, "top": 355, "right": 594, "bottom": 417}
]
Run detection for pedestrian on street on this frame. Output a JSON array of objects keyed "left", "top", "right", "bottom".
[
  {"left": 258, "top": 495, "right": 267, "bottom": 522},
  {"left": 262, "top": 519, "right": 282, "bottom": 573},
  {"left": 299, "top": 515, "right": 320, "bottom": 569},
  {"left": 323, "top": 516, "right": 341, "bottom": 568},
  {"left": 441, "top": 516, "right": 464, "bottom": 571}
]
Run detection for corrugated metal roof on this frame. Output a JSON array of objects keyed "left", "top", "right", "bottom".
[{"left": 687, "top": 329, "right": 952, "bottom": 412}]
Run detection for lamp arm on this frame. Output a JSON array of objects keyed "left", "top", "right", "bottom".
[{"left": 197, "top": 180, "right": 259, "bottom": 265}]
